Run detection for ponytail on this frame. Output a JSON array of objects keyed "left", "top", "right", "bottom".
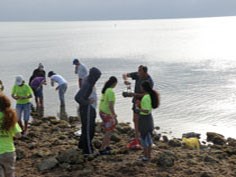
[
  {"left": 101, "top": 76, "right": 118, "bottom": 94},
  {"left": 141, "top": 81, "right": 160, "bottom": 109}
]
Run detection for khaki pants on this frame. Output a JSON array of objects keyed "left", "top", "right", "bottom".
[{"left": 0, "top": 152, "right": 16, "bottom": 177}]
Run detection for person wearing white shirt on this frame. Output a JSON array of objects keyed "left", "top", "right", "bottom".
[
  {"left": 48, "top": 71, "right": 68, "bottom": 107},
  {"left": 73, "top": 59, "right": 88, "bottom": 88}
]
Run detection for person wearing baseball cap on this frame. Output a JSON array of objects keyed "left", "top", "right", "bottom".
[
  {"left": 73, "top": 58, "right": 88, "bottom": 88},
  {"left": 11, "top": 75, "right": 33, "bottom": 137}
]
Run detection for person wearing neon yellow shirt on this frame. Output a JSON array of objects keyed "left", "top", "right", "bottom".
[
  {"left": 11, "top": 75, "right": 33, "bottom": 136},
  {"left": 0, "top": 93, "right": 22, "bottom": 177},
  {"left": 136, "top": 81, "right": 159, "bottom": 162},
  {"left": 99, "top": 76, "right": 118, "bottom": 155}
]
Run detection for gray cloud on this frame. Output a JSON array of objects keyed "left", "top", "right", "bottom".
[{"left": 0, "top": 0, "right": 236, "bottom": 21}]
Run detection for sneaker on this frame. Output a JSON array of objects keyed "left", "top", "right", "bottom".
[
  {"left": 99, "top": 149, "right": 111, "bottom": 155},
  {"left": 138, "top": 156, "right": 149, "bottom": 162}
]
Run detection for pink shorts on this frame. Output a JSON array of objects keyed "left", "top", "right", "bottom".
[{"left": 99, "top": 112, "right": 116, "bottom": 131}]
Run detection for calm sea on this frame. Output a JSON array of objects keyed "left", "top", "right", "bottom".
[{"left": 1, "top": 16, "right": 236, "bottom": 139}]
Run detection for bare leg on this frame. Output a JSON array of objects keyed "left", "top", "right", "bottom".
[{"left": 100, "top": 131, "right": 112, "bottom": 150}]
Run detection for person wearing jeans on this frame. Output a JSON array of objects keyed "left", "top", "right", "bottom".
[{"left": 48, "top": 71, "right": 68, "bottom": 107}]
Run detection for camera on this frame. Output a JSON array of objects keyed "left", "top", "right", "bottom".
[{"left": 122, "top": 91, "right": 133, "bottom": 97}]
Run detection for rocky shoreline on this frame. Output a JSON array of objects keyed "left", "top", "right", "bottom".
[{"left": 15, "top": 111, "right": 236, "bottom": 177}]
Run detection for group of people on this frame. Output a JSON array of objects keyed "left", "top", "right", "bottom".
[
  {"left": 0, "top": 59, "right": 159, "bottom": 177},
  {"left": 74, "top": 62, "right": 159, "bottom": 162}
]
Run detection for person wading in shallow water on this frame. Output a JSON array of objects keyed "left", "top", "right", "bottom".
[
  {"left": 48, "top": 71, "right": 68, "bottom": 107},
  {"left": 123, "top": 65, "right": 154, "bottom": 149},
  {"left": 29, "top": 63, "right": 46, "bottom": 108},
  {"left": 74, "top": 67, "right": 101, "bottom": 155}
]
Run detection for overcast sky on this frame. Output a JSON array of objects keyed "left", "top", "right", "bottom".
[{"left": 0, "top": 0, "right": 236, "bottom": 21}]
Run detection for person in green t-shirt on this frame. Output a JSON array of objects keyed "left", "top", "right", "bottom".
[
  {"left": 99, "top": 76, "right": 118, "bottom": 155},
  {"left": 0, "top": 93, "right": 22, "bottom": 177},
  {"left": 136, "top": 81, "right": 159, "bottom": 162},
  {"left": 11, "top": 75, "right": 33, "bottom": 136}
]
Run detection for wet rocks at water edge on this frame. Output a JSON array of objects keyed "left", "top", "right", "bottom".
[{"left": 14, "top": 112, "right": 236, "bottom": 177}]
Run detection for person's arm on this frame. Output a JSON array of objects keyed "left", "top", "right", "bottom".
[
  {"left": 38, "top": 79, "right": 47, "bottom": 89},
  {"left": 122, "top": 73, "right": 131, "bottom": 85},
  {"left": 109, "top": 101, "right": 116, "bottom": 116},
  {"left": 74, "top": 84, "right": 91, "bottom": 106},
  {"left": 75, "top": 65, "right": 78, "bottom": 74},
  {"left": 11, "top": 94, "right": 19, "bottom": 100},
  {"left": 50, "top": 79, "right": 54, "bottom": 87}
]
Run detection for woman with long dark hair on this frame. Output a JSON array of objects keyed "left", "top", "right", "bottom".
[
  {"left": 99, "top": 76, "right": 118, "bottom": 155},
  {"left": 0, "top": 93, "right": 22, "bottom": 177},
  {"left": 137, "top": 81, "right": 159, "bottom": 161}
]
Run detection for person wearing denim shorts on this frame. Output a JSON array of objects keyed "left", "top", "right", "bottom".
[
  {"left": 11, "top": 75, "right": 33, "bottom": 136},
  {"left": 137, "top": 81, "right": 159, "bottom": 161}
]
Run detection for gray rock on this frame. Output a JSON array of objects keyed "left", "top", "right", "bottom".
[
  {"left": 156, "top": 150, "right": 176, "bottom": 167},
  {"left": 16, "top": 148, "right": 25, "bottom": 160},
  {"left": 182, "top": 132, "right": 201, "bottom": 139},
  {"left": 111, "top": 133, "right": 121, "bottom": 142},
  {"left": 57, "top": 148, "right": 84, "bottom": 164},
  {"left": 37, "top": 157, "right": 58, "bottom": 171},
  {"left": 168, "top": 138, "right": 182, "bottom": 147},
  {"left": 203, "top": 155, "right": 219, "bottom": 163},
  {"left": 162, "top": 135, "right": 169, "bottom": 142},
  {"left": 206, "top": 132, "right": 226, "bottom": 145},
  {"left": 227, "top": 138, "right": 236, "bottom": 147}
]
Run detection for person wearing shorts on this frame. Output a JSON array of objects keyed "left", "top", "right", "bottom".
[
  {"left": 137, "top": 81, "right": 159, "bottom": 161},
  {"left": 123, "top": 65, "right": 154, "bottom": 147},
  {"left": 11, "top": 75, "right": 33, "bottom": 136},
  {"left": 29, "top": 76, "right": 46, "bottom": 108},
  {"left": 99, "top": 76, "right": 118, "bottom": 155}
]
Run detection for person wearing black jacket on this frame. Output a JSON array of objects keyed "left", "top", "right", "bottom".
[{"left": 74, "top": 67, "right": 101, "bottom": 155}]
